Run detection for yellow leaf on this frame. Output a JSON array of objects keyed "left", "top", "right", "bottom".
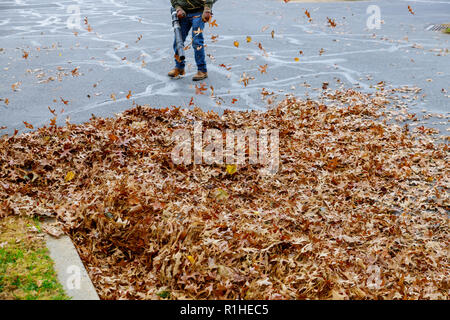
[
  {"left": 65, "top": 171, "right": 75, "bottom": 182},
  {"left": 187, "top": 255, "right": 195, "bottom": 264},
  {"left": 226, "top": 164, "right": 237, "bottom": 175},
  {"left": 246, "top": 36, "right": 252, "bottom": 43},
  {"left": 294, "top": 57, "right": 300, "bottom": 62},
  {"left": 234, "top": 41, "right": 239, "bottom": 48}
]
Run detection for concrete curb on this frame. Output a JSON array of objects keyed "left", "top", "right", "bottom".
[{"left": 43, "top": 219, "right": 100, "bottom": 300}]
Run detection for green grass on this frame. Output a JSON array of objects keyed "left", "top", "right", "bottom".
[
  {"left": 0, "top": 216, "right": 69, "bottom": 300},
  {"left": 443, "top": 28, "right": 450, "bottom": 34}
]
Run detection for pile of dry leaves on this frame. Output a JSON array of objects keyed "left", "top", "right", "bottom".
[{"left": 0, "top": 89, "right": 448, "bottom": 300}]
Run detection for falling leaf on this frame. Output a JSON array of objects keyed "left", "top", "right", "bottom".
[
  {"left": 304, "top": 10, "right": 312, "bottom": 22},
  {"left": 259, "top": 64, "right": 268, "bottom": 74},
  {"left": 195, "top": 83, "right": 208, "bottom": 95},
  {"left": 239, "top": 72, "right": 254, "bottom": 87},
  {"left": 214, "top": 188, "right": 229, "bottom": 200},
  {"left": 219, "top": 64, "right": 232, "bottom": 71},
  {"left": 246, "top": 36, "right": 252, "bottom": 43},
  {"left": 126, "top": 91, "right": 132, "bottom": 99},
  {"left": 49, "top": 117, "right": 57, "bottom": 127},
  {"left": 234, "top": 41, "right": 240, "bottom": 48},
  {"left": 208, "top": 19, "right": 218, "bottom": 28}
]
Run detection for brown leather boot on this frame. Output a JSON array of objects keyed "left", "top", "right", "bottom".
[
  {"left": 192, "top": 71, "right": 208, "bottom": 81},
  {"left": 168, "top": 68, "right": 185, "bottom": 78}
]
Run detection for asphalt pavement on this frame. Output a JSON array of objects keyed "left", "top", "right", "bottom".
[{"left": 0, "top": 0, "right": 449, "bottom": 135}]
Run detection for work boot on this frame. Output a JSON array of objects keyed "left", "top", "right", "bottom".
[
  {"left": 192, "top": 71, "right": 208, "bottom": 81},
  {"left": 168, "top": 68, "right": 185, "bottom": 78}
]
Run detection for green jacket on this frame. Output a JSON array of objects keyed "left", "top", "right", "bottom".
[{"left": 171, "top": 0, "right": 216, "bottom": 11}]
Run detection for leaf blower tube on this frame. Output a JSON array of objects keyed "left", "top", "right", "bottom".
[{"left": 171, "top": 7, "right": 186, "bottom": 62}]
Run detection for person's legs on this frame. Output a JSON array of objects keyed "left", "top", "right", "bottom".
[
  {"left": 191, "top": 14, "right": 207, "bottom": 73},
  {"left": 173, "top": 16, "right": 191, "bottom": 70}
]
